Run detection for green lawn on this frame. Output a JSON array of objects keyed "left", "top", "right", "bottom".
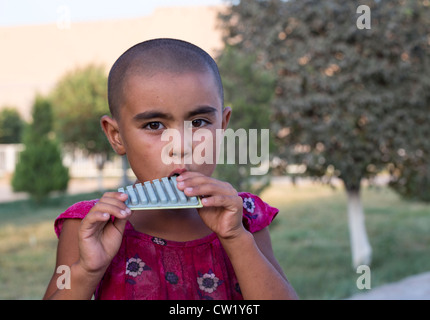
[
  {"left": 263, "top": 181, "right": 430, "bottom": 299},
  {"left": 0, "top": 192, "right": 102, "bottom": 299},
  {"left": 0, "top": 182, "right": 429, "bottom": 299}
]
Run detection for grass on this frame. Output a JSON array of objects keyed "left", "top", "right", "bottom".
[
  {"left": 0, "top": 182, "right": 429, "bottom": 299},
  {"left": 262, "top": 181, "right": 430, "bottom": 299},
  {"left": 0, "top": 192, "right": 102, "bottom": 300}
]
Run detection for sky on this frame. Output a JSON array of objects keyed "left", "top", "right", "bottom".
[{"left": 0, "top": 0, "right": 225, "bottom": 27}]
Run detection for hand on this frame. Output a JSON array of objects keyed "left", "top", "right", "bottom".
[
  {"left": 78, "top": 192, "right": 131, "bottom": 275},
  {"left": 176, "top": 172, "right": 245, "bottom": 240}
]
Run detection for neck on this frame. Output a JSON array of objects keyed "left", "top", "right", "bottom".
[{"left": 128, "top": 208, "right": 212, "bottom": 242}]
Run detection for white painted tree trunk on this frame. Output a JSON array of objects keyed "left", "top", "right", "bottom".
[
  {"left": 94, "top": 154, "right": 105, "bottom": 192},
  {"left": 121, "top": 155, "right": 131, "bottom": 186},
  {"left": 346, "top": 189, "right": 372, "bottom": 269}
]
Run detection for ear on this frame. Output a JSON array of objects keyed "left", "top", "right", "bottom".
[
  {"left": 100, "top": 115, "right": 126, "bottom": 155},
  {"left": 221, "top": 106, "right": 232, "bottom": 130}
]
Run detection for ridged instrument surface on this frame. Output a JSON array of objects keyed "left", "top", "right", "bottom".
[{"left": 118, "top": 176, "right": 202, "bottom": 210}]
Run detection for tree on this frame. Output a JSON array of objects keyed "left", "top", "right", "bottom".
[
  {"left": 0, "top": 107, "right": 25, "bottom": 143},
  {"left": 12, "top": 96, "right": 69, "bottom": 202},
  {"left": 220, "top": 0, "right": 430, "bottom": 267},
  {"left": 213, "top": 45, "right": 276, "bottom": 195},
  {"left": 50, "top": 64, "right": 114, "bottom": 190}
]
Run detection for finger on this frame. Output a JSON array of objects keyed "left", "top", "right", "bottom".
[
  {"left": 112, "top": 215, "right": 128, "bottom": 236},
  {"left": 92, "top": 201, "right": 131, "bottom": 219},
  {"left": 95, "top": 192, "right": 129, "bottom": 215},
  {"left": 179, "top": 176, "right": 235, "bottom": 196},
  {"left": 96, "top": 192, "right": 130, "bottom": 215},
  {"left": 100, "top": 192, "right": 129, "bottom": 206},
  {"left": 177, "top": 173, "right": 213, "bottom": 187},
  {"left": 183, "top": 182, "right": 234, "bottom": 198},
  {"left": 180, "top": 174, "right": 232, "bottom": 189},
  {"left": 79, "top": 210, "right": 111, "bottom": 239},
  {"left": 201, "top": 194, "right": 243, "bottom": 209},
  {"left": 176, "top": 171, "right": 205, "bottom": 181}
]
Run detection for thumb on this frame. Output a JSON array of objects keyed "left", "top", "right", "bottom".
[
  {"left": 112, "top": 214, "right": 129, "bottom": 236},
  {"left": 79, "top": 211, "right": 111, "bottom": 240}
]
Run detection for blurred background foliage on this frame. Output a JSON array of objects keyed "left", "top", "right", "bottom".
[
  {"left": 11, "top": 96, "right": 69, "bottom": 202},
  {"left": 219, "top": 0, "right": 430, "bottom": 201},
  {"left": 50, "top": 64, "right": 114, "bottom": 173},
  {"left": 0, "top": 108, "right": 25, "bottom": 144},
  {"left": 218, "top": 0, "right": 430, "bottom": 267}
]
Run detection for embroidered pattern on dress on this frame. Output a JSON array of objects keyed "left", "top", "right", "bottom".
[
  {"left": 125, "top": 254, "right": 150, "bottom": 284},
  {"left": 165, "top": 272, "right": 179, "bottom": 284},
  {"left": 151, "top": 237, "right": 167, "bottom": 246},
  {"left": 243, "top": 197, "right": 255, "bottom": 213},
  {"left": 197, "top": 269, "right": 224, "bottom": 300},
  {"left": 243, "top": 197, "right": 258, "bottom": 219}
]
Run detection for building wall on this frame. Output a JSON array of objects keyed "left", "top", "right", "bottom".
[
  {"left": 0, "top": 5, "right": 225, "bottom": 119},
  {"left": 0, "top": 144, "right": 24, "bottom": 177}
]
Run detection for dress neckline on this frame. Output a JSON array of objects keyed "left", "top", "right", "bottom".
[{"left": 124, "top": 221, "right": 218, "bottom": 248}]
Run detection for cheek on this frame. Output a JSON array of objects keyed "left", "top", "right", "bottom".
[{"left": 123, "top": 133, "right": 167, "bottom": 178}]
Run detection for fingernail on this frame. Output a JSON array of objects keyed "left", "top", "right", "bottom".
[
  {"left": 177, "top": 181, "right": 184, "bottom": 188},
  {"left": 126, "top": 207, "right": 131, "bottom": 214},
  {"left": 103, "top": 213, "right": 109, "bottom": 218},
  {"left": 185, "top": 187, "right": 193, "bottom": 193},
  {"left": 120, "top": 210, "right": 127, "bottom": 216}
]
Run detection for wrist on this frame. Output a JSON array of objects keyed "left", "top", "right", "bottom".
[
  {"left": 48, "top": 262, "right": 104, "bottom": 300},
  {"left": 72, "top": 261, "right": 105, "bottom": 293},
  {"left": 218, "top": 227, "right": 253, "bottom": 247}
]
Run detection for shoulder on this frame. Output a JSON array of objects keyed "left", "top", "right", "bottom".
[
  {"left": 54, "top": 199, "right": 99, "bottom": 238},
  {"left": 238, "top": 192, "right": 279, "bottom": 233}
]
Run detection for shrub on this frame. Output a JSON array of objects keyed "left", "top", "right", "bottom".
[{"left": 12, "top": 96, "right": 69, "bottom": 202}]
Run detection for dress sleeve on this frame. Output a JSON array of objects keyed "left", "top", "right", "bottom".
[
  {"left": 239, "top": 192, "right": 279, "bottom": 233},
  {"left": 54, "top": 199, "right": 99, "bottom": 238}
]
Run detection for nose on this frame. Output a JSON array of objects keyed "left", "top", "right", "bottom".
[
  {"left": 171, "top": 145, "right": 192, "bottom": 160},
  {"left": 169, "top": 123, "right": 193, "bottom": 164}
]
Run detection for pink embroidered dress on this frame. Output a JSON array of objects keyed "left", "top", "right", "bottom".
[{"left": 54, "top": 192, "right": 278, "bottom": 300}]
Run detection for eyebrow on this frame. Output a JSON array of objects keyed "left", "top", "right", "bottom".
[
  {"left": 132, "top": 105, "right": 218, "bottom": 122},
  {"left": 132, "top": 110, "right": 173, "bottom": 122},
  {"left": 186, "top": 105, "right": 218, "bottom": 118}
]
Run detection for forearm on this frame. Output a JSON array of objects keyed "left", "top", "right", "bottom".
[
  {"left": 220, "top": 231, "right": 298, "bottom": 300},
  {"left": 46, "top": 262, "right": 104, "bottom": 300}
]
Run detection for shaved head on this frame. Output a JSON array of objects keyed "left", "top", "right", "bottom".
[{"left": 108, "top": 38, "right": 224, "bottom": 118}]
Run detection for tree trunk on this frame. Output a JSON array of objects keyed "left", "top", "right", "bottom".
[
  {"left": 346, "top": 188, "right": 372, "bottom": 269},
  {"left": 97, "top": 168, "right": 104, "bottom": 192},
  {"left": 94, "top": 154, "right": 105, "bottom": 192},
  {"left": 121, "top": 155, "right": 131, "bottom": 186}
]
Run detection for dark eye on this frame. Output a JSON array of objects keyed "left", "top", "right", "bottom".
[
  {"left": 145, "top": 122, "right": 164, "bottom": 130},
  {"left": 192, "top": 119, "right": 208, "bottom": 128}
]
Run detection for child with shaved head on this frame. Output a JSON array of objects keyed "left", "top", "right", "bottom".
[{"left": 44, "top": 39, "right": 298, "bottom": 300}]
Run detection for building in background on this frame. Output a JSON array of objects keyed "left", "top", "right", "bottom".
[{"left": 0, "top": 144, "right": 24, "bottom": 178}]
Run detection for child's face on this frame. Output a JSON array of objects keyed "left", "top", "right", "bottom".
[{"left": 102, "top": 71, "right": 231, "bottom": 183}]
